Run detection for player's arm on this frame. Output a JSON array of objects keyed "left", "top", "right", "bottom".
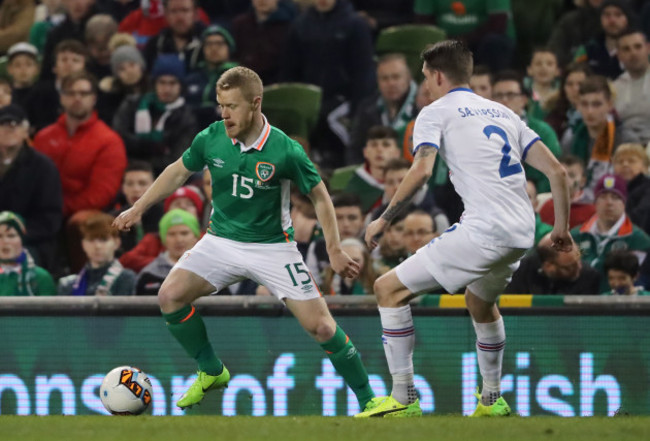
[
  {"left": 524, "top": 140, "right": 573, "bottom": 251},
  {"left": 113, "top": 158, "right": 194, "bottom": 231},
  {"left": 365, "top": 144, "right": 437, "bottom": 249},
  {"left": 307, "top": 181, "right": 360, "bottom": 279}
]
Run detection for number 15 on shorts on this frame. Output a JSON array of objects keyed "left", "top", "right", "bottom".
[{"left": 285, "top": 262, "right": 311, "bottom": 286}]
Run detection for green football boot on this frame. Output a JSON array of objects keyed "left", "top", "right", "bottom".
[
  {"left": 354, "top": 395, "right": 422, "bottom": 418},
  {"left": 176, "top": 367, "right": 230, "bottom": 409},
  {"left": 470, "top": 390, "right": 511, "bottom": 417}
]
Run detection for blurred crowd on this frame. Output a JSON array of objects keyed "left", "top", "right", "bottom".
[{"left": 1, "top": 0, "right": 650, "bottom": 298}]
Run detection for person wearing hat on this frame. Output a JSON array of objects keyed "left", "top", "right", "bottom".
[
  {"left": 571, "top": 173, "right": 650, "bottom": 292},
  {"left": 573, "top": 0, "right": 634, "bottom": 80},
  {"left": 0, "top": 105, "right": 62, "bottom": 271},
  {"left": 135, "top": 209, "right": 200, "bottom": 295},
  {"left": 119, "top": 185, "right": 203, "bottom": 273},
  {"left": 142, "top": 0, "right": 206, "bottom": 73},
  {"left": 6, "top": 42, "right": 41, "bottom": 110},
  {"left": 99, "top": 44, "right": 149, "bottom": 120},
  {"left": 0, "top": 211, "right": 56, "bottom": 296},
  {"left": 113, "top": 53, "right": 197, "bottom": 175},
  {"left": 185, "top": 25, "right": 238, "bottom": 113}
]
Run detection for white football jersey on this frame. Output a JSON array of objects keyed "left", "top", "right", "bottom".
[{"left": 413, "top": 88, "right": 540, "bottom": 248}]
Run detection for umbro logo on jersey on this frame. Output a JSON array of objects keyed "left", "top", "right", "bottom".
[
  {"left": 212, "top": 158, "right": 225, "bottom": 168},
  {"left": 256, "top": 162, "right": 275, "bottom": 182}
]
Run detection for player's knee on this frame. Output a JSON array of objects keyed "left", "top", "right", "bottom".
[
  {"left": 158, "top": 278, "right": 186, "bottom": 311},
  {"left": 374, "top": 277, "right": 394, "bottom": 307},
  {"left": 313, "top": 320, "right": 336, "bottom": 342}
]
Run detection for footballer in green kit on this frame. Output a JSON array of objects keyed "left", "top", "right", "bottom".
[{"left": 114, "top": 67, "right": 378, "bottom": 412}]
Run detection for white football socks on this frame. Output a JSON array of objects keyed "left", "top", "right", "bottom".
[
  {"left": 378, "top": 305, "right": 417, "bottom": 405},
  {"left": 473, "top": 317, "right": 506, "bottom": 406}
]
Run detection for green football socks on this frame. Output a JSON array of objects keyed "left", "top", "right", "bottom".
[
  {"left": 320, "top": 326, "right": 375, "bottom": 409},
  {"left": 162, "top": 304, "right": 223, "bottom": 376}
]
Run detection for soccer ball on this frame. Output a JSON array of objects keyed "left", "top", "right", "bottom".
[{"left": 100, "top": 366, "right": 153, "bottom": 415}]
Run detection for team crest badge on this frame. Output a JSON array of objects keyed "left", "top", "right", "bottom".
[{"left": 256, "top": 162, "right": 276, "bottom": 182}]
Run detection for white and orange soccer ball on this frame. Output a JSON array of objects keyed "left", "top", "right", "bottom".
[{"left": 100, "top": 366, "right": 153, "bottom": 415}]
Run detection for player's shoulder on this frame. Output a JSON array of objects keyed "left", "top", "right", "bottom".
[
  {"left": 267, "top": 124, "right": 305, "bottom": 153},
  {"left": 197, "top": 120, "right": 226, "bottom": 139}
]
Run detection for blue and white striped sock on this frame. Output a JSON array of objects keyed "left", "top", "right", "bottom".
[
  {"left": 378, "top": 305, "right": 417, "bottom": 405},
  {"left": 473, "top": 317, "right": 506, "bottom": 406}
]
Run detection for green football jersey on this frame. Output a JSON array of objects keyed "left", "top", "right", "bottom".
[{"left": 182, "top": 120, "right": 321, "bottom": 244}]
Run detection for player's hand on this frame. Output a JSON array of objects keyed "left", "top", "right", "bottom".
[
  {"left": 364, "top": 218, "right": 387, "bottom": 250},
  {"left": 329, "top": 249, "right": 361, "bottom": 279},
  {"left": 550, "top": 230, "right": 573, "bottom": 252},
  {"left": 112, "top": 206, "right": 143, "bottom": 232}
]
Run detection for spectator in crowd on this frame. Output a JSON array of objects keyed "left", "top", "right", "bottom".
[
  {"left": 306, "top": 193, "right": 364, "bottom": 285},
  {"left": 34, "top": 70, "right": 127, "bottom": 218},
  {"left": 574, "top": 0, "right": 632, "bottom": 79},
  {"left": 118, "top": 0, "right": 167, "bottom": 48},
  {"left": 342, "top": 126, "right": 402, "bottom": 213},
  {"left": 25, "top": 39, "right": 88, "bottom": 132},
  {"left": 108, "top": 160, "right": 164, "bottom": 254},
  {"left": 119, "top": 185, "right": 203, "bottom": 272},
  {"left": 40, "top": 0, "right": 100, "bottom": 81},
  {"left": 321, "top": 237, "right": 375, "bottom": 294},
  {"left": 349, "top": 54, "right": 417, "bottom": 164},
  {"left": 282, "top": 0, "right": 375, "bottom": 168},
  {"left": 0, "top": 79, "right": 11, "bottom": 108},
  {"left": 85, "top": 14, "right": 118, "bottom": 82},
  {"left": 403, "top": 209, "right": 436, "bottom": 255},
  {"left": 185, "top": 25, "right": 238, "bottom": 128},
  {"left": 142, "top": 0, "right": 206, "bottom": 72},
  {"left": 97, "top": 0, "right": 139, "bottom": 22},
  {"left": 545, "top": 62, "right": 591, "bottom": 150},
  {"left": 0, "top": 211, "right": 56, "bottom": 296},
  {"left": 0, "top": 105, "right": 62, "bottom": 271},
  {"left": 0, "top": 0, "right": 36, "bottom": 55},
  {"left": 571, "top": 75, "right": 638, "bottom": 198},
  {"left": 58, "top": 212, "right": 136, "bottom": 295},
  {"left": 602, "top": 249, "right": 650, "bottom": 295},
  {"left": 6, "top": 43, "right": 40, "bottom": 111},
  {"left": 135, "top": 208, "right": 200, "bottom": 295},
  {"left": 469, "top": 65, "right": 493, "bottom": 99},
  {"left": 351, "top": 0, "right": 414, "bottom": 35},
  {"left": 612, "top": 143, "right": 650, "bottom": 234},
  {"left": 113, "top": 54, "right": 197, "bottom": 175},
  {"left": 367, "top": 158, "right": 450, "bottom": 233},
  {"left": 505, "top": 240, "right": 601, "bottom": 295},
  {"left": 539, "top": 154, "right": 596, "bottom": 229},
  {"left": 571, "top": 174, "right": 650, "bottom": 292},
  {"left": 231, "top": 0, "right": 297, "bottom": 85},
  {"left": 492, "top": 70, "right": 562, "bottom": 193},
  {"left": 414, "top": 0, "right": 516, "bottom": 71},
  {"left": 30, "top": 0, "right": 66, "bottom": 54},
  {"left": 98, "top": 43, "right": 149, "bottom": 122},
  {"left": 525, "top": 179, "right": 553, "bottom": 246},
  {"left": 524, "top": 48, "right": 560, "bottom": 120},
  {"left": 290, "top": 187, "right": 322, "bottom": 259},
  {"left": 548, "top": 0, "right": 604, "bottom": 68},
  {"left": 613, "top": 28, "right": 650, "bottom": 144},
  {"left": 372, "top": 212, "right": 407, "bottom": 277}
]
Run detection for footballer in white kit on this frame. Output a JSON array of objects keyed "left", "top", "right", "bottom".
[{"left": 358, "top": 40, "right": 573, "bottom": 419}]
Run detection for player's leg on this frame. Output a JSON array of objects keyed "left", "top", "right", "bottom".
[{"left": 285, "top": 296, "right": 376, "bottom": 411}]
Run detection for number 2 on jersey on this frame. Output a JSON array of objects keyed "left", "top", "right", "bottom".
[{"left": 483, "top": 125, "right": 523, "bottom": 178}]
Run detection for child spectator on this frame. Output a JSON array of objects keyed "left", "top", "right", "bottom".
[
  {"left": 525, "top": 48, "right": 560, "bottom": 120},
  {"left": 0, "top": 211, "right": 56, "bottom": 296},
  {"left": 6, "top": 42, "right": 40, "bottom": 110},
  {"left": 469, "top": 65, "right": 493, "bottom": 99},
  {"left": 603, "top": 250, "right": 650, "bottom": 295},
  {"left": 109, "top": 161, "right": 163, "bottom": 253},
  {"left": 135, "top": 208, "right": 200, "bottom": 295},
  {"left": 321, "top": 237, "right": 375, "bottom": 295},
  {"left": 372, "top": 213, "right": 407, "bottom": 277},
  {"left": 612, "top": 143, "right": 650, "bottom": 234},
  {"left": 58, "top": 212, "right": 136, "bottom": 296}
]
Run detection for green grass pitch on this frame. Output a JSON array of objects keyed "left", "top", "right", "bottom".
[{"left": 1, "top": 416, "right": 649, "bottom": 441}]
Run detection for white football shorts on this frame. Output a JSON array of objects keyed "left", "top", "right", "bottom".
[
  {"left": 173, "top": 234, "right": 322, "bottom": 300},
  {"left": 395, "top": 223, "right": 528, "bottom": 302}
]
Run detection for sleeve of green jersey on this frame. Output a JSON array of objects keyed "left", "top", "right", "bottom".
[
  {"left": 287, "top": 141, "right": 322, "bottom": 194},
  {"left": 181, "top": 130, "right": 207, "bottom": 172}
]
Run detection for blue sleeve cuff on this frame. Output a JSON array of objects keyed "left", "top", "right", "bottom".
[
  {"left": 521, "top": 137, "right": 541, "bottom": 161},
  {"left": 413, "top": 142, "right": 440, "bottom": 156}
]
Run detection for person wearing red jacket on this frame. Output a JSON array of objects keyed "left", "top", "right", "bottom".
[
  {"left": 33, "top": 71, "right": 127, "bottom": 217},
  {"left": 33, "top": 70, "right": 127, "bottom": 271}
]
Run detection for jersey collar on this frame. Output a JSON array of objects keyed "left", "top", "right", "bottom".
[
  {"left": 448, "top": 87, "right": 473, "bottom": 94},
  {"left": 231, "top": 114, "right": 271, "bottom": 152}
]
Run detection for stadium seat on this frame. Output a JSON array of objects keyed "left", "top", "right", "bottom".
[
  {"left": 263, "top": 83, "right": 322, "bottom": 139},
  {"left": 376, "top": 25, "right": 447, "bottom": 80}
]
